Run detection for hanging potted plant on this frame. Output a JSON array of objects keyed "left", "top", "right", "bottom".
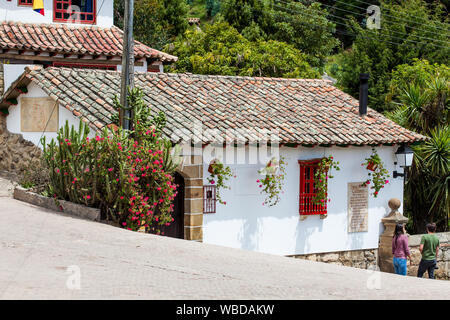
[
  {"left": 312, "top": 155, "right": 340, "bottom": 206},
  {"left": 361, "top": 149, "right": 390, "bottom": 197},
  {"left": 257, "top": 156, "right": 287, "bottom": 207},
  {"left": 207, "top": 159, "right": 233, "bottom": 205}
]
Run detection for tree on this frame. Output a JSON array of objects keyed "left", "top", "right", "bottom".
[
  {"left": 386, "top": 60, "right": 449, "bottom": 233},
  {"left": 219, "top": 0, "right": 339, "bottom": 70},
  {"left": 406, "top": 127, "right": 450, "bottom": 233},
  {"left": 114, "top": 0, "right": 188, "bottom": 50},
  {"left": 164, "top": 21, "right": 320, "bottom": 78},
  {"left": 335, "top": 0, "right": 449, "bottom": 112}
]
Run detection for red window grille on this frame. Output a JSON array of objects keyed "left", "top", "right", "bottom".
[
  {"left": 54, "top": 0, "right": 96, "bottom": 24},
  {"left": 298, "top": 159, "right": 327, "bottom": 215},
  {"left": 18, "top": 0, "right": 33, "bottom": 6},
  {"left": 52, "top": 62, "right": 117, "bottom": 70},
  {"left": 203, "top": 185, "right": 216, "bottom": 214}
]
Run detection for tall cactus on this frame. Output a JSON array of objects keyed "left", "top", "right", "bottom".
[{"left": 41, "top": 87, "right": 180, "bottom": 233}]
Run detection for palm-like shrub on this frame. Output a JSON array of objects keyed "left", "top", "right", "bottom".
[
  {"left": 406, "top": 127, "right": 449, "bottom": 232},
  {"left": 387, "top": 65, "right": 449, "bottom": 232}
]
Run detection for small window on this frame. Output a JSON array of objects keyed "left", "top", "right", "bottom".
[
  {"left": 18, "top": 0, "right": 33, "bottom": 6},
  {"left": 203, "top": 185, "right": 216, "bottom": 214},
  {"left": 298, "top": 159, "right": 327, "bottom": 216},
  {"left": 54, "top": 0, "right": 96, "bottom": 24}
]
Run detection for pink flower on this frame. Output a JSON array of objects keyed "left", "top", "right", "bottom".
[
  {"left": 210, "top": 180, "right": 215, "bottom": 185},
  {"left": 256, "top": 179, "right": 260, "bottom": 183},
  {"left": 366, "top": 181, "right": 370, "bottom": 185},
  {"left": 108, "top": 168, "right": 113, "bottom": 172},
  {"left": 385, "top": 180, "right": 389, "bottom": 184}
]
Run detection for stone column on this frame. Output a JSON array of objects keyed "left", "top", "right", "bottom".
[{"left": 378, "top": 198, "right": 409, "bottom": 273}]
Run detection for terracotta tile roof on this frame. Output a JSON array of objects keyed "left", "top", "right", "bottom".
[
  {"left": 2, "top": 66, "right": 427, "bottom": 146},
  {"left": 0, "top": 21, "right": 177, "bottom": 62}
]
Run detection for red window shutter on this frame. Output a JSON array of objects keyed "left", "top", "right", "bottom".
[
  {"left": 54, "top": 0, "right": 96, "bottom": 24},
  {"left": 298, "top": 159, "right": 327, "bottom": 216}
]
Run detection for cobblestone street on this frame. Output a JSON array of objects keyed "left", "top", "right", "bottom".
[{"left": 1, "top": 194, "right": 449, "bottom": 299}]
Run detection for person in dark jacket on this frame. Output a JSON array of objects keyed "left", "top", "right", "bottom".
[{"left": 392, "top": 223, "right": 411, "bottom": 276}]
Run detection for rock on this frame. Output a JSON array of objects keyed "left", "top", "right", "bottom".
[{"left": 320, "top": 253, "right": 339, "bottom": 262}]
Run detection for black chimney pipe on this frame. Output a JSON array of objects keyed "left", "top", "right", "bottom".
[{"left": 359, "top": 73, "right": 369, "bottom": 116}]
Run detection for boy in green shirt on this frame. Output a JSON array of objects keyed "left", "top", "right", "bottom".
[{"left": 417, "top": 223, "right": 440, "bottom": 279}]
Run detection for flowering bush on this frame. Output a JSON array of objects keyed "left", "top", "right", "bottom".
[
  {"left": 257, "top": 156, "right": 286, "bottom": 206},
  {"left": 41, "top": 88, "right": 181, "bottom": 234},
  {"left": 361, "top": 149, "right": 390, "bottom": 197},
  {"left": 312, "top": 156, "right": 340, "bottom": 205},
  {"left": 207, "top": 159, "right": 233, "bottom": 204}
]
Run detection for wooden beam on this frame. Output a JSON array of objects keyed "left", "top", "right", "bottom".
[{"left": 0, "top": 53, "right": 144, "bottom": 66}]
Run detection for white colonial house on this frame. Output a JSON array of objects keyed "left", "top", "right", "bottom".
[{"left": 0, "top": 65, "right": 426, "bottom": 257}]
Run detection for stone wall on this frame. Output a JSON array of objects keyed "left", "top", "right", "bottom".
[
  {"left": 407, "top": 232, "right": 449, "bottom": 280},
  {"left": 0, "top": 114, "right": 42, "bottom": 180},
  {"left": 289, "top": 248, "right": 378, "bottom": 270}
]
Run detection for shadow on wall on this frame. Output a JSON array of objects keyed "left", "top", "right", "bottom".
[
  {"left": 238, "top": 212, "right": 261, "bottom": 251},
  {"left": 294, "top": 215, "right": 324, "bottom": 254}
]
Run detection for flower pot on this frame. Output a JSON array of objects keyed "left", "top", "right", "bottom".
[{"left": 366, "top": 161, "right": 378, "bottom": 171}]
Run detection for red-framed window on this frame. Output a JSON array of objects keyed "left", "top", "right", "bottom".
[
  {"left": 203, "top": 185, "right": 216, "bottom": 214},
  {"left": 298, "top": 159, "right": 327, "bottom": 215},
  {"left": 18, "top": 0, "right": 33, "bottom": 6},
  {"left": 52, "top": 62, "right": 117, "bottom": 70},
  {"left": 54, "top": 0, "right": 96, "bottom": 24}
]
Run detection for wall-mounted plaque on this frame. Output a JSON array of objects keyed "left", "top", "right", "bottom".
[
  {"left": 21, "top": 97, "right": 58, "bottom": 132},
  {"left": 348, "top": 182, "right": 369, "bottom": 233}
]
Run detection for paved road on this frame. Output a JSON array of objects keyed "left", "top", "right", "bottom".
[{"left": 1, "top": 196, "right": 449, "bottom": 299}]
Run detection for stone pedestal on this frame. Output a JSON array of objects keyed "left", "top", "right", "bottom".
[{"left": 378, "top": 198, "right": 409, "bottom": 273}]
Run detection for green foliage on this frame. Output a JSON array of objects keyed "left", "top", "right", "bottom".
[
  {"left": 406, "top": 126, "right": 450, "bottom": 233},
  {"left": 165, "top": 21, "right": 320, "bottom": 78},
  {"left": 114, "top": 0, "right": 188, "bottom": 50},
  {"left": 361, "top": 149, "right": 390, "bottom": 198},
  {"left": 207, "top": 159, "right": 234, "bottom": 205},
  {"left": 387, "top": 63, "right": 449, "bottom": 233},
  {"left": 206, "top": 0, "right": 220, "bottom": 17},
  {"left": 386, "top": 61, "right": 449, "bottom": 136},
  {"left": 257, "top": 156, "right": 287, "bottom": 207},
  {"left": 335, "top": 0, "right": 450, "bottom": 112},
  {"left": 41, "top": 89, "right": 181, "bottom": 234},
  {"left": 312, "top": 155, "right": 340, "bottom": 206},
  {"left": 220, "top": 0, "right": 339, "bottom": 70}
]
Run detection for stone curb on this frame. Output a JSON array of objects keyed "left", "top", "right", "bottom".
[{"left": 13, "top": 187, "right": 100, "bottom": 222}]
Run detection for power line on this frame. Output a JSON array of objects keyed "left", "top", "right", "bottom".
[
  {"left": 270, "top": 1, "right": 450, "bottom": 49},
  {"left": 332, "top": 0, "right": 450, "bottom": 32},
  {"left": 314, "top": 0, "right": 450, "bottom": 44},
  {"left": 275, "top": 0, "right": 449, "bottom": 46},
  {"left": 267, "top": 2, "right": 426, "bottom": 50}
]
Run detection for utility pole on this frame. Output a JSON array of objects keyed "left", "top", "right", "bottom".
[{"left": 119, "top": 0, "right": 135, "bottom": 130}]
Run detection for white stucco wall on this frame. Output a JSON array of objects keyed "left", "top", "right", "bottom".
[
  {"left": 202, "top": 145, "right": 404, "bottom": 256},
  {"left": 117, "top": 61, "right": 148, "bottom": 73},
  {"left": 0, "top": 1, "right": 113, "bottom": 28},
  {"left": 6, "top": 82, "right": 92, "bottom": 147}
]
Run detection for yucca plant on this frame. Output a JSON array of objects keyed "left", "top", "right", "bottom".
[
  {"left": 387, "top": 71, "right": 449, "bottom": 233},
  {"left": 406, "top": 126, "right": 450, "bottom": 232}
]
